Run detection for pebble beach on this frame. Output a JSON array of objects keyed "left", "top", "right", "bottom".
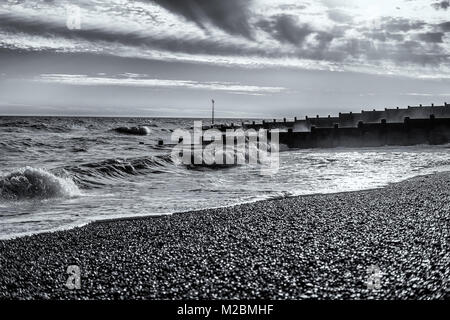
[{"left": 0, "top": 172, "right": 449, "bottom": 300}]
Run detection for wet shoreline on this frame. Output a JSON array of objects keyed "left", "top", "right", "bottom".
[{"left": 0, "top": 172, "right": 449, "bottom": 299}]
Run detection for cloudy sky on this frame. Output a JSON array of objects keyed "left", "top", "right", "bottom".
[{"left": 0, "top": 0, "right": 449, "bottom": 118}]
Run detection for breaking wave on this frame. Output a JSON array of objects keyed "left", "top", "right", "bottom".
[
  {"left": 0, "top": 167, "right": 81, "bottom": 201},
  {"left": 63, "top": 154, "right": 176, "bottom": 188},
  {"left": 183, "top": 139, "right": 279, "bottom": 170},
  {"left": 0, "top": 143, "right": 277, "bottom": 199},
  {"left": 65, "top": 141, "right": 276, "bottom": 186}
]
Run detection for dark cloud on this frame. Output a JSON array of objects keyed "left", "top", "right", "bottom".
[
  {"left": 353, "top": 17, "right": 448, "bottom": 64},
  {"left": 255, "top": 14, "right": 338, "bottom": 63},
  {"left": 327, "top": 9, "right": 353, "bottom": 23},
  {"left": 439, "top": 21, "right": 450, "bottom": 32},
  {"left": 0, "top": 4, "right": 448, "bottom": 71},
  {"left": 431, "top": 1, "right": 450, "bottom": 10},
  {"left": 150, "top": 0, "right": 254, "bottom": 39},
  {"left": 257, "top": 14, "right": 315, "bottom": 45},
  {"left": 0, "top": 13, "right": 268, "bottom": 57},
  {"left": 384, "top": 41, "right": 448, "bottom": 66},
  {"left": 277, "top": 4, "right": 308, "bottom": 11},
  {"left": 364, "top": 32, "right": 404, "bottom": 42},
  {"left": 333, "top": 38, "right": 449, "bottom": 66},
  {"left": 379, "top": 17, "right": 426, "bottom": 32},
  {"left": 416, "top": 32, "right": 445, "bottom": 43}
]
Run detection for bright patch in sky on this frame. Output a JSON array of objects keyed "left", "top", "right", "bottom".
[{"left": 35, "top": 73, "right": 286, "bottom": 95}]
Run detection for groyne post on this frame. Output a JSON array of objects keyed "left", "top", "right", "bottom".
[
  {"left": 333, "top": 123, "right": 340, "bottom": 147},
  {"left": 404, "top": 117, "right": 410, "bottom": 136},
  {"left": 381, "top": 119, "right": 387, "bottom": 145}
]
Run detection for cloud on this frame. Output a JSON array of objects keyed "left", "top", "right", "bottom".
[
  {"left": 257, "top": 14, "right": 316, "bottom": 45},
  {"left": 149, "top": 0, "right": 254, "bottom": 39},
  {"left": 327, "top": 9, "right": 353, "bottom": 23},
  {"left": 255, "top": 13, "right": 337, "bottom": 63},
  {"left": 439, "top": 21, "right": 450, "bottom": 32},
  {"left": 33, "top": 73, "right": 286, "bottom": 95},
  {"left": 431, "top": 1, "right": 450, "bottom": 10},
  {"left": 363, "top": 31, "right": 404, "bottom": 42},
  {"left": 0, "top": 0, "right": 449, "bottom": 78},
  {"left": 0, "top": 10, "right": 269, "bottom": 58},
  {"left": 379, "top": 17, "right": 426, "bottom": 32},
  {"left": 416, "top": 32, "right": 445, "bottom": 43}
]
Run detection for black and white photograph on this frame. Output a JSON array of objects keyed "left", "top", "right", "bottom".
[{"left": 0, "top": 0, "right": 449, "bottom": 310}]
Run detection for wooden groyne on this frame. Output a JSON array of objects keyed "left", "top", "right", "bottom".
[
  {"left": 278, "top": 115, "right": 450, "bottom": 148},
  {"left": 237, "top": 103, "right": 450, "bottom": 131},
  {"left": 206, "top": 103, "right": 450, "bottom": 149}
]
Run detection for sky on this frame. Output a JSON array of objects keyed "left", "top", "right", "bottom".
[{"left": 0, "top": 0, "right": 449, "bottom": 118}]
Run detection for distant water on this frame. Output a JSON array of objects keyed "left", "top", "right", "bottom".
[{"left": 1, "top": 116, "right": 450, "bottom": 239}]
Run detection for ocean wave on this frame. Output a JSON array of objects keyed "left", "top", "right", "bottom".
[
  {"left": 64, "top": 149, "right": 260, "bottom": 188},
  {"left": 0, "top": 119, "right": 31, "bottom": 127},
  {"left": 0, "top": 167, "right": 81, "bottom": 201},
  {"left": 113, "top": 126, "right": 151, "bottom": 135},
  {"left": 64, "top": 154, "right": 175, "bottom": 188},
  {"left": 0, "top": 141, "right": 23, "bottom": 152},
  {"left": 183, "top": 139, "right": 278, "bottom": 170},
  {"left": 0, "top": 121, "right": 72, "bottom": 133},
  {"left": 28, "top": 123, "right": 74, "bottom": 133}
]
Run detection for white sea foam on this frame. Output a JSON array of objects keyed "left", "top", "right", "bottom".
[{"left": 0, "top": 167, "right": 81, "bottom": 200}]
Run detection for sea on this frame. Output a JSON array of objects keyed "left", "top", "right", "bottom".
[{"left": 1, "top": 116, "right": 450, "bottom": 239}]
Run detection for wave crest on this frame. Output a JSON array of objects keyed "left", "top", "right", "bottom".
[
  {"left": 65, "top": 154, "right": 175, "bottom": 188},
  {"left": 0, "top": 167, "right": 81, "bottom": 200}
]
